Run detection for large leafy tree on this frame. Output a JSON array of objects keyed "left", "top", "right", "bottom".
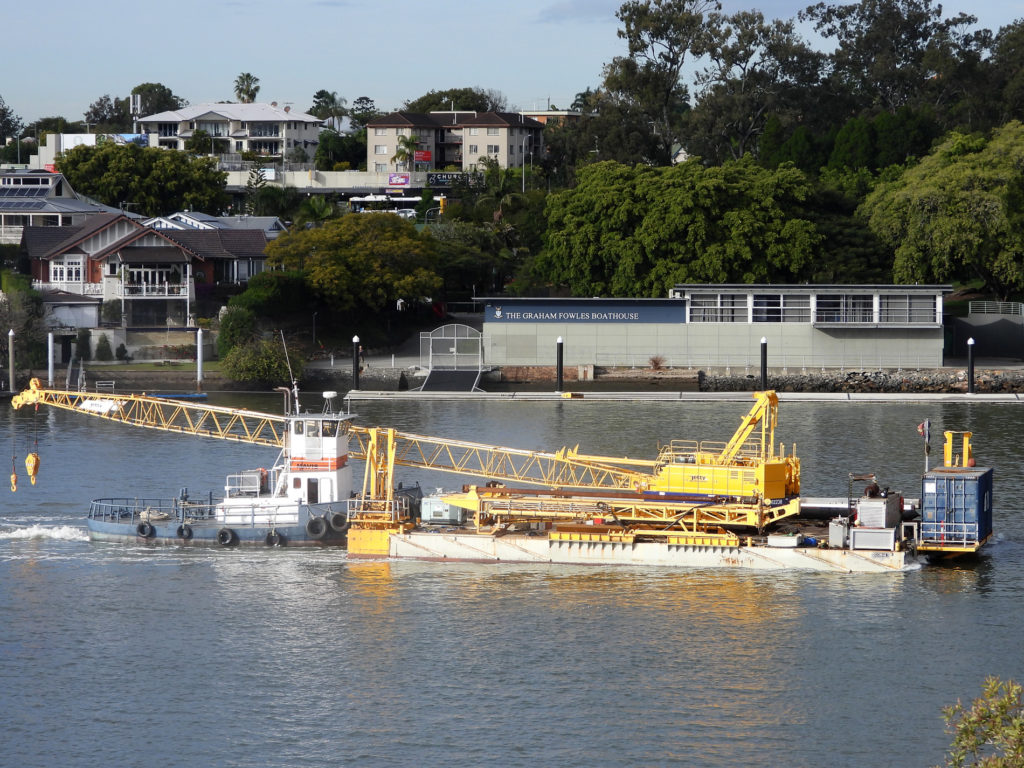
[
  {"left": 403, "top": 87, "right": 508, "bottom": 113},
  {"left": 84, "top": 95, "right": 130, "bottom": 130},
  {"left": 265, "top": 214, "right": 442, "bottom": 313},
  {"left": 939, "top": 677, "right": 1024, "bottom": 768},
  {"left": 57, "top": 141, "right": 228, "bottom": 216},
  {"left": 686, "top": 11, "right": 824, "bottom": 163},
  {"left": 860, "top": 122, "right": 1024, "bottom": 298},
  {"left": 314, "top": 129, "right": 365, "bottom": 170},
  {"left": 234, "top": 72, "right": 260, "bottom": 103},
  {"left": 538, "top": 157, "right": 820, "bottom": 296},
  {"left": 604, "top": 0, "right": 721, "bottom": 162},
  {"left": 801, "top": 0, "right": 982, "bottom": 116},
  {"left": 131, "top": 82, "right": 186, "bottom": 115}
]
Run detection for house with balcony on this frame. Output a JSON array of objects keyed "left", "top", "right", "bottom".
[
  {"left": 137, "top": 102, "right": 322, "bottom": 158},
  {"left": 366, "top": 111, "right": 544, "bottom": 173},
  {"left": 20, "top": 213, "right": 268, "bottom": 359},
  {"left": 0, "top": 170, "right": 126, "bottom": 245}
]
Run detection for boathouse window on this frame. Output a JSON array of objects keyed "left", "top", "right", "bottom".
[
  {"left": 752, "top": 294, "right": 811, "bottom": 322},
  {"left": 879, "top": 294, "right": 937, "bottom": 324},
  {"left": 816, "top": 294, "right": 873, "bottom": 323},
  {"left": 689, "top": 293, "right": 746, "bottom": 322}
]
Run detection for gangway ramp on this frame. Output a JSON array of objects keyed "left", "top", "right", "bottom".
[{"left": 419, "top": 369, "right": 482, "bottom": 392}]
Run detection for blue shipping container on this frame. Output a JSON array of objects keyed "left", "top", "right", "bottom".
[{"left": 920, "top": 467, "right": 993, "bottom": 547}]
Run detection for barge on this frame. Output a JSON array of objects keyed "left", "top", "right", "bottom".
[{"left": 11, "top": 380, "right": 993, "bottom": 570}]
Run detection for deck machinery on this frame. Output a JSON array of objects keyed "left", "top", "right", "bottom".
[{"left": 346, "top": 391, "right": 802, "bottom": 556}]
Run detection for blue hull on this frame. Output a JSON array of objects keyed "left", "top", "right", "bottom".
[
  {"left": 86, "top": 497, "right": 349, "bottom": 548},
  {"left": 87, "top": 518, "right": 348, "bottom": 547}
]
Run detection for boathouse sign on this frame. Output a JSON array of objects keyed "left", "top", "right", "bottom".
[{"left": 485, "top": 300, "right": 685, "bottom": 324}]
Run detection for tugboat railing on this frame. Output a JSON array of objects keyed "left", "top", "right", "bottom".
[{"left": 88, "top": 498, "right": 217, "bottom": 524}]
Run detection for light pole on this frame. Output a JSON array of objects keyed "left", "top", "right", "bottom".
[
  {"left": 312, "top": 312, "right": 318, "bottom": 348},
  {"left": 521, "top": 132, "right": 531, "bottom": 193}
]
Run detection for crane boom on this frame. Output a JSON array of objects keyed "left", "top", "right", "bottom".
[{"left": 11, "top": 379, "right": 288, "bottom": 448}]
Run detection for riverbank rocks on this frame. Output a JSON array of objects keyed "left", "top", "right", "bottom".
[{"left": 699, "top": 368, "right": 1024, "bottom": 393}]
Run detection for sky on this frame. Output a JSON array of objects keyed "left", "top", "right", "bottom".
[{"left": 4, "top": 0, "right": 1023, "bottom": 126}]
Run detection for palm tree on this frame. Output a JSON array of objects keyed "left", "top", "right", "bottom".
[
  {"left": 295, "top": 195, "right": 338, "bottom": 228},
  {"left": 474, "top": 156, "right": 524, "bottom": 222},
  {"left": 390, "top": 134, "right": 418, "bottom": 172},
  {"left": 234, "top": 73, "right": 260, "bottom": 103},
  {"left": 309, "top": 90, "right": 348, "bottom": 130}
]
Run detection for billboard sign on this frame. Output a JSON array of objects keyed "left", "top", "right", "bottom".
[{"left": 388, "top": 173, "right": 411, "bottom": 187}]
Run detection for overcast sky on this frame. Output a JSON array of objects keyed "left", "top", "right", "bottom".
[{"left": 5, "top": 0, "right": 1022, "bottom": 125}]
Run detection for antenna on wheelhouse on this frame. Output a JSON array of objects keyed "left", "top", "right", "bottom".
[{"left": 280, "top": 330, "right": 300, "bottom": 414}]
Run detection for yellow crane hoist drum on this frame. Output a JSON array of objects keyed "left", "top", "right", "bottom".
[{"left": 25, "top": 452, "right": 40, "bottom": 485}]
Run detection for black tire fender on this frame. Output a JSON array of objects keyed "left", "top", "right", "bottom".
[
  {"left": 265, "top": 530, "right": 282, "bottom": 547},
  {"left": 217, "top": 528, "right": 236, "bottom": 546},
  {"left": 305, "top": 516, "right": 328, "bottom": 540},
  {"left": 136, "top": 521, "right": 155, "bottom": 538},
  {"left": 177, "top": 524, "right": 194, "bottom": 540}
]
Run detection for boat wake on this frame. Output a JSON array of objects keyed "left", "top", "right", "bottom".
[{"left": 0, "top": 524, "right": 89, "bottom": 542}]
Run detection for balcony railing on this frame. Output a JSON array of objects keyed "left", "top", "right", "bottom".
[
  {"left": 120, "top": 283, "right": 190, "bottom": 298},
  {"left": 32, "top": 280, "right": 103, "bottom": 296}
]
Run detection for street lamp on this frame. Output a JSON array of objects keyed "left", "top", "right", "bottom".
[{"left": 521, "top": 132, "right": 532, "bottom": 193}]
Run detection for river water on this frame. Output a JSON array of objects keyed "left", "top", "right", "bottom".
[{"left": 2, "top": 395, "right": 1023, "bottom": 767}]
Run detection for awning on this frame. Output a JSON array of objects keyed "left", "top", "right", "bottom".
[{"left": 118, "top": 246, "right": 189, "bottom": 264}]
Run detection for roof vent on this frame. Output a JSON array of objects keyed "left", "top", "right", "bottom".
[
  {"left": 284, "top": 105, "right": 291, "bottom": 112},
  {"left": 271, "top": 101, "right": 278, "bottom": 107}
]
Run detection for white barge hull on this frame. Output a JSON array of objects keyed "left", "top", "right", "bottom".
[{"left": 387, "top": 531, "right": 918, "bottom": 573}]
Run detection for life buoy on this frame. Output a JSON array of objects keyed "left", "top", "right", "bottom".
[
  {"left": 136, "top": 521, "right": 155, "bottom": 538},
  {"left": 329, "top": 511, "right": 349, "bottom": 532},
  {"left": 177, "top": 524, "right": 194, "bottom": 540},
  {"left": 305, "top": 516, "right": 328, "bottom": 540},
  {"left": 217, "top": 528, "right": 236, "bottom": 546},
  {"left": 265, "top": 530, "right": 282, "bottom": 547}
]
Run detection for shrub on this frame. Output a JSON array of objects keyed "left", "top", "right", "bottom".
[
  {"left": 115, "top": 343, "right": 129, "bottom": 361},
  {"left": 217, "top": 306, "right": 257, "bottom": 358},
  {"left": 222, "top": 338, "right": 303, "bottom": 385},
  {"left": 228, "top": 271, "right": 308, "bottom": 319},
  {"left": 95, "top": 333, "right": 113, "bottom": 361},
  {"left": 649, "top": 355, "right": 665, "bottom": 371},
  {"left": 101, "top": 301, "right": 122, "bottom": 324}
]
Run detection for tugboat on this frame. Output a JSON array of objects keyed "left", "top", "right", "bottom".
[{"left": 12, "top": 380, "right": 354, "bottom": 546}]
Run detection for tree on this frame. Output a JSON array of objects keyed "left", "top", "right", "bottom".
[
  {"left": 222, "top": 338, "right": 302, "bottom": 385},
  {"left": 295, "top": 195, "right": 338, "bottom": 228},
  {"left": 131, "top": 82, "right": 186, "bottom": 115},
  {"left": 860, "top": 122, "right": 1024, "bottom": 298},
  {"left": 801, "top": 0, "right": 983, "bottom": 115},
  {"left": 265, "top": 214, "right": 442, "bottom": 314},
  {"left": 349, "top": 96, "right": 380, "bottom": 130},
  {"left": 538, "top": 157, "right": 820, "bottom": 296},
  {"left": 234, "top": 72, "right": 260, "bottom": 103},
  {"left": 314, "top": 128, "right": 365, "bottom": 171},
  {"left": 939, "top": 677, "right": 1024, "bottom": 768},
  {"left": 57, "top": 141, "right": 228, "bottom": 217},
  {"left": 604, "top": 0, "right": 722, "bottom": 162},
  {"left": 0, "top": 93, "right": 23, "bottom": 144},
  {"left": 474, "top": 156, "right": 525, "bottom": 222},
  {"left": 391, "top": 134, "right": 418, "bottom": 171},
  {"left": 84, "top": 95, "right": 130, "bottom": 131},
  {"left": 403, "top": 87, "right": 508, "bottom": 113},
  {"left": 229, "top": 271, "right": 310, "bottom": 319},
  {"left": 217, "top": 306, "right": 258, "bottom": 358},
  {"left": 308, "top": 89, "right": 347, "bottom": 129},
  {"left": 185, "top": 128, "right": 228, "bottom": 155},
  {"left": 686, "top": 11, "right": 825, "bottom": 163}
]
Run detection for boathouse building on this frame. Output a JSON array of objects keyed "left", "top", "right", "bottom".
[{"left": 482, "top": 284, "right": 949, "bottom": 370}]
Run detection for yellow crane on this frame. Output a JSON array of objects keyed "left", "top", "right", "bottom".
[{"left": 11, "top": 380, "right": 801, "bottom": 550}]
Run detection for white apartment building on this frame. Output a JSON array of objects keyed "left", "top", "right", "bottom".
[{"left": 137, "top": 102, "right": 322, "bottom": 158}]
